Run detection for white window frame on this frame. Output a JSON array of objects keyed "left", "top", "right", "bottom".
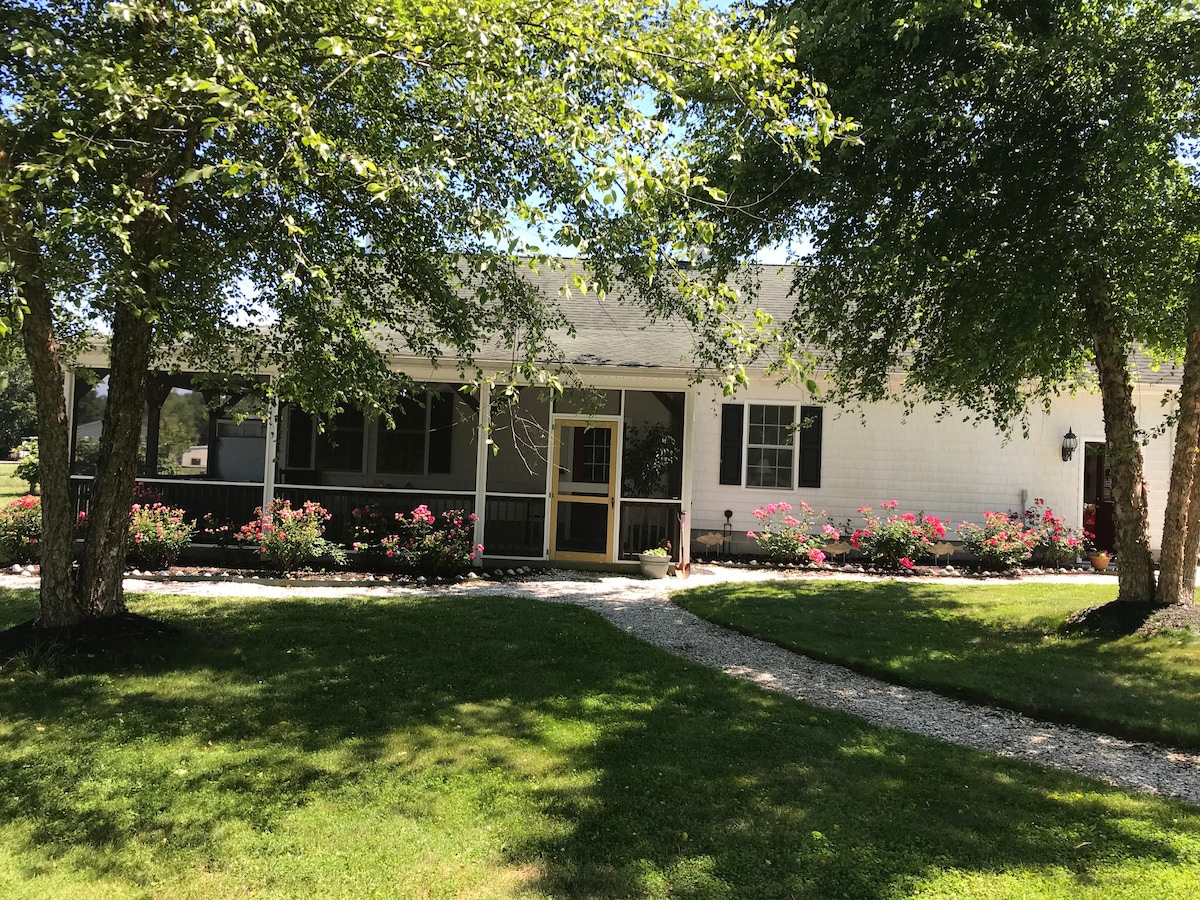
[{"left": 744, "top": 402, "right": 796, "bottom": 490}]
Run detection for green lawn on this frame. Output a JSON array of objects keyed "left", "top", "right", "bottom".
[
  {"left": 675, "top": 580, "right": 1200, "bottom": 749},
  {"left": 1, "top": 589, "right": 1198, "bottom": 899},
  {"left": 0, "top": 463, "right": 26, "bottom": 503}
]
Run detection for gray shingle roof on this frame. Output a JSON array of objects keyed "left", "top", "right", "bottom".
[
  {"left": 395, "top": 261, "right": 1184, "bottom": 386},
  {"left": 464, "top": 262, "right": 801, "bottom": 371}
]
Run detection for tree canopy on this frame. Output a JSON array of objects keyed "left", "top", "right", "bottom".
[
  {"left": 1, "top": 0, "right": 854, "bottom": 625},
  {"left": 711, "top": 0, "right": 1200, "bottom": 602}
]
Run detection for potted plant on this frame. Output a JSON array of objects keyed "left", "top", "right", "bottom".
[
  {"left": 638, "top": 546, "right": 671, "bottom": 578},
  {"left": 1084, "top": 531, "right": 1110, "bottom": 571}
]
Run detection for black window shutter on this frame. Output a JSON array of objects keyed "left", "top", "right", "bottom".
[
  {"left": 427, "top": 392, "right": 454, "bottom": 473},
  {"left": 798, "top": 405, "right": 823, "bottom": 488},
  {"left": 719, "top": 404, "right": 744, "bottom": 485}
]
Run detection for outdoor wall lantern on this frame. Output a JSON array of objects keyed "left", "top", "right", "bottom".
[{"left": 1061, "top": 428, "right": 1078, "bottom": 462}]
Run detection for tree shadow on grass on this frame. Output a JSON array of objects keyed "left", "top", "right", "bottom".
[
  {"left": 677, "top": 580, "right": 1200, "bottom": 750},
  {"left": 0, "top": 588, "right": 1196, "bottom": 898}
]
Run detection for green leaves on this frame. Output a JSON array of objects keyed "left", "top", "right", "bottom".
[{"left": 176, "top": 166, "right": 215, "bottom": 186}]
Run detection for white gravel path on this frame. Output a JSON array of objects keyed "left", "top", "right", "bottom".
[{"left": 4, "top": 564, "right": 1198, "bottom": 806}]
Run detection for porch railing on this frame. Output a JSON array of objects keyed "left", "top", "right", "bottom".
[
  {"left": 274, "top": 485, "right": 475, "bottom": 543},
  {"left": 619, "top": 501, "right": 682, "bottom": 560},
  {"left": 483, "top": 495, "right": 546, "bottom": 558},
  {"left": 70, "top": 476, "right": 264, "bottom": 528}
]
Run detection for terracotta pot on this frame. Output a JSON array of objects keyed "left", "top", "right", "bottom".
[{"left": 1088, "top": 554, "right": 1110, "bottom": 572}]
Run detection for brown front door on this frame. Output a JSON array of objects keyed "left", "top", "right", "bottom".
[
  {"left": 549, "top": 420, "right": 616, "bottom": 562},
  {"left": 1083, "top": 442, "right": 1116, "bottom": 553}
]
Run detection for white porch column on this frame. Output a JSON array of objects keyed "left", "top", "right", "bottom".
[
  {"left": 62, "top": 369, "right": 76, "bottom": 451},
  {"left": 679, "top": 385, "right": 696, "bottom": 567},
  {"left": 472, "top": 382, "right": 491, "bottom": 560},
  {"left": 261, "top": 390, "right": 280, "bottom": 511}
]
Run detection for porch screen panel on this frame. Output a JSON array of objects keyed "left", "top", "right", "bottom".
[
  {"left": 316, "top": 410, "right": 366, "bottom": 472},
  {"left": 376, "top": 397, "right": 427, "bottom": 475},
  {"left": 484, "top": 496, "right": 545, "bottom": 557},
  {"left": 622, "top": 390, "right": 684, "bottom": 499},
  {"left": 486, "top": 391, "right": 550, "bottom": 494},
  {"left": 286, "top": 408, "right": 314, "bottom": 470},
  {"left": 428, "top": 391, "right": 454, "bottom": 473}
]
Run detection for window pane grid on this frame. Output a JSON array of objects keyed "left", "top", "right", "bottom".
[
  {"left": 746, "top": 405, "right": 794, "bottom": 488},
  {"left": 581, "top": 430, "right": 611, "bottom": 483}
]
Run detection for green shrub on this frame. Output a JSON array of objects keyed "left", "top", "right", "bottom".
[
  {"left": 238, "top": 498, "right": 346, "bottom": 572},
  {"left": 13, "top": 440, "right": 38, "bottom": 493}
]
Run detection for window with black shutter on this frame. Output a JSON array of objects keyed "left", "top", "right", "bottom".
[
  {"left": 719, "top": 404, "right": 744, "bottom": 485},
  {"left": 797, "top": 405, "right": 823, "bottom": 488}
]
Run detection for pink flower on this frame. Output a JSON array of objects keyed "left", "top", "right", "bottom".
[
  {"left": 806, "top": 548, "right": 826, "bottom": 564},
  {"left": 822, "top": 523, "right": 839, "bottom": 537},
  {"left": 747, "top": 530, "right": 756, "bottom": 539},
  {"left": 899, "top": 557, "right": 914, "bottom": 569}
]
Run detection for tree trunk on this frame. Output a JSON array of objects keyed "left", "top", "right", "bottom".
[
  {"left": 2, "top": 142, "right": 81, "bottom": 626},
  {"left": 1091, "top": 326, "right": 1157, "bottom": 602},
  {"left": 1157, "top": 324, "right": 1200, "bottom": 606},
  {"left": 19, "top": 274, "right": 82, "bottom": 626},
  {"left": 72, "top": 305, "right": 153, "bottom": 616},
  {"left": 1178, "top": 464, "right": 1200, "bottom": 601}
]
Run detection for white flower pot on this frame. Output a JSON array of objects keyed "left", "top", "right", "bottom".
[{"left": 639, "top": 553, "right": 671, "bottom": 578}]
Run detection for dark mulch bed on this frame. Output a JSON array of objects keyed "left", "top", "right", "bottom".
[
  {"left": 0, "top": 612, "right": 179, "bottom": 665},
  {"left": 1063, "top": 600, "right": 1200, "bottom": 637},
  {"left": 1137, "top": 602, "right": 1200, "bottom": 636}
]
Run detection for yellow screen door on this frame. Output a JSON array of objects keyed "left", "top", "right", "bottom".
[{"left": 549, "top": 420, "right": 617, "bottom": 561}]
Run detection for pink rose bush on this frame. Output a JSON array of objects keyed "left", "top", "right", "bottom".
[
  {"left": 0, "top": 494, "right": 44, "bottom": 565},
  {"left": 128, "top": 501, "right": 195, "bottom": 570},
  {"left": 850, "top": 501, "right": 947, "bottom": 569},
  {"left": 1022, "top": 499, "right": 1085, "bottom": 566},
  {"left": 351, "top": 503, "right": 483, "bottom": 576},
  {"left": 957, "top": 511, "right": 1035, "bottom": 570},
  {"left": 746, "top": 501, "right": 837, "bottom": 564},
  {"left": 238, "top": 498, "right": 346, "bottom": 572}
]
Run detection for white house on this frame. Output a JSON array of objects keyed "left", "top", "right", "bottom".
[{"left": 67, "top": 265, "right": 1179, "bottom": 565}]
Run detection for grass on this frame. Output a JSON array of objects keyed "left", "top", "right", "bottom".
[
  {"left": 0, "top": 462, "right": 26, "bottom": 504},
  {"left": 675, "top": 580, "right": 1200, "bottom": 749},
  {"left": 0, "top": 589, "right": 1198, "bottom": 898}
]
